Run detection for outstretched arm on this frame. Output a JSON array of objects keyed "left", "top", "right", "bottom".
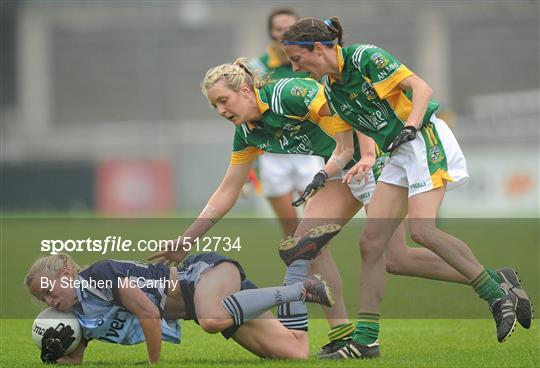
[
  {"left": 183, "top": 162, "right": 252, "bottom": 239},
  {"left": 149, "top": 162, "right": 252, "bottom": 263}
]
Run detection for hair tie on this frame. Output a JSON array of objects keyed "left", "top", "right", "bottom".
[{"left": 323, "top": 18, "right": 333, "bottom": 28}]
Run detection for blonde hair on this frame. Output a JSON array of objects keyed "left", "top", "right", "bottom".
[
  {"left": 24, "top": 254, "right": 82, "bottom": 288},
  {"left": 200, "top": 58, "right": 269, "bottom": 98}
]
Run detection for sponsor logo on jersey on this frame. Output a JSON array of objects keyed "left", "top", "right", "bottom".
[
  {"left": 376, "top": 61, "right": 400, "bottom": 80},
  {"left": 291, "top": 86, "right": 308, "bottom": 97},
  {"left": 349, "top": 92, "right": 359, "bottom": 100},
  {"left": 361, "top": 82, "right": 377, "bottom": 101},
  {"left": 371, "top": 52, "right": 389, "bottom": 69}
]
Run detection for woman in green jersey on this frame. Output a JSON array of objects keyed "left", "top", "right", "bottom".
[{"left": 281, "top": 16, "right": 532, "bottom": 358}]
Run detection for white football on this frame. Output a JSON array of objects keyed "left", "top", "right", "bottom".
[{"left": 32, "top": 308, "right": 82, "bottom": 355}]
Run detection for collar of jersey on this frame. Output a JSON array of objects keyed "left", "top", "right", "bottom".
[
  {"left": 328, "top": 45, "right": 345, "bottom": 85},
  {"left": 74, "top": 279, "right": 87, "bottom": 304},
  {"left": 254, "top": 86, "right": 269, "bottom": 115}
]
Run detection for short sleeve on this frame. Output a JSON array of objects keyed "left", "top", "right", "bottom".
[
  {"left": 356, "top": 46, "right": 414, "bottom": 100},
  {"left": 271, "top": 78, "right": 327, "bottom": 120},
  {"left": 230, "top": 126, "right": 263, "bottom": 164},
  {"left": 315, "top": 115, "right": 353, "bottom": 137}
]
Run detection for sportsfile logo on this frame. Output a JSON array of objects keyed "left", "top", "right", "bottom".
[{"left": 40, "top": 236, "right": 242, "bottom": 255}]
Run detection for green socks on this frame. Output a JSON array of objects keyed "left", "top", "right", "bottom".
[
  {"left": 471, "top": 269, "right": 504, "bottom": 305},
  {"left": 328, "top": 322, "right": 355, "bottom": 342},
  {"left": 486, "top": 268, "right": 502, "bottom": 284},
  {"left": 348, "top": 268, "right": 502, "bottom": 346},
  {"left": 352, "top": 313, "right": 380, "bottom": 345}
]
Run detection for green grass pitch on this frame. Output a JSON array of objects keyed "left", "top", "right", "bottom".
[
  {"left": 1, "top": 319, "right": 538, "bottom": 367},
  {"left": 1, "top": 216, "right": 539, "bottom": 366}
]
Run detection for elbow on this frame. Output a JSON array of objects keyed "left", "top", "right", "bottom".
[
  {"left": 426, "top": 85, "right": 433, "bottom": 99},
  {"left": 422, "top": 80, "right": 433, "bottom": 99}
]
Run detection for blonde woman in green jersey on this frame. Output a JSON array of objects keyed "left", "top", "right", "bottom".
[
  {"left": 282, "top": 16, "right": 532, "bottom": 358},
  {"left": 150, "top": 59, "right": 368, "bottom": 355},
  {"left": 150, "top": 60, "right": 522, "bottom": 357}
]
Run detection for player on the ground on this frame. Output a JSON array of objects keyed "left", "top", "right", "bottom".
[
  {"left": 25, "top": 251, "right": 334, "bottom": 364},
  {"left": 248, "top": 8, "right": 325, "bottom": 237},
  {"left": 282, "top": 16, "right": 533, "bottom": 358}
]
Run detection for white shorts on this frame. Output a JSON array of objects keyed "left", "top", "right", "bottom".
[
  {"left": 378, "top": 115, "right": 469, "bottom": 197},
  {"left": 328, "top": 168, "right": 376, "bottom": 206},
  {"left": 259, "top": 153, "right": 325, "bottom": 197}
]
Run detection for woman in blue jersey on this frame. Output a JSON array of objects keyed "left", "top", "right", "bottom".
[
  {"left": 25, "top": 252, "right": 333, "bottom": 363},
  {"left": 281, "top": 16, "right": 532, "bottom": 358}
]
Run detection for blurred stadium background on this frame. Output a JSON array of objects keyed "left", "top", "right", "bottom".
[
  {"left": 1, "top": 5, "right": 539, "bottom": 361},
  {"left": 1, "top": 1, "right": 538, "bottom": 217}
]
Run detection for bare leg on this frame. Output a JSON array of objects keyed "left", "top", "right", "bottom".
[
  {"left": 232, "top": 311, "right": 309, "bottom": 359},
  {"left": 382, "top": 218, "right": 469, "bottom": 284},
  {"left": 194, "top": 262, "right": 309, "bottom": 359},
  {"left": 407, "top": 186, "right": 484, "bottom": 280},
  {"left": 267, "top": 192, "right": 299, "bottom": 238},
  {"left": 194, "top": 262, "right": 240, "bottom": 332},
  {"left": 359, "top": 182, "right": 408, "bottom": 313}
]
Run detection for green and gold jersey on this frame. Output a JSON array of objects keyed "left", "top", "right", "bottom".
[
  {"left": 249, "top": 47, "right": 309, "bottom": 80},
  {"left": 323, "top": 44, "right": 439, "bottom": 150},
  {"left": 230, "top": 78, "right": 360, "bottom": 169}
]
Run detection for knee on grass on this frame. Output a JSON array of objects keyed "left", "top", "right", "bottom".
[{"left": 268, "top": 345, "right": 309, "bottom": 360}]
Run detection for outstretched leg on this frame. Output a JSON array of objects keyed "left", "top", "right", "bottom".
[
  {"left": 382, "top": 217, "right": 469, "bottom": 283},
  {"left": 278, "top": 180, "right": 361, "bottom": 349}
]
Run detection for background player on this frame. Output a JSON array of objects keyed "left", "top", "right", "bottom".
[{"left": 248, "top": 8, "right": 325, "bottom": 237}]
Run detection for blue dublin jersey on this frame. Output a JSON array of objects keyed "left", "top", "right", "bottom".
[{"left": 71, "top": 260, "right": 181, "bottom": 345}]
